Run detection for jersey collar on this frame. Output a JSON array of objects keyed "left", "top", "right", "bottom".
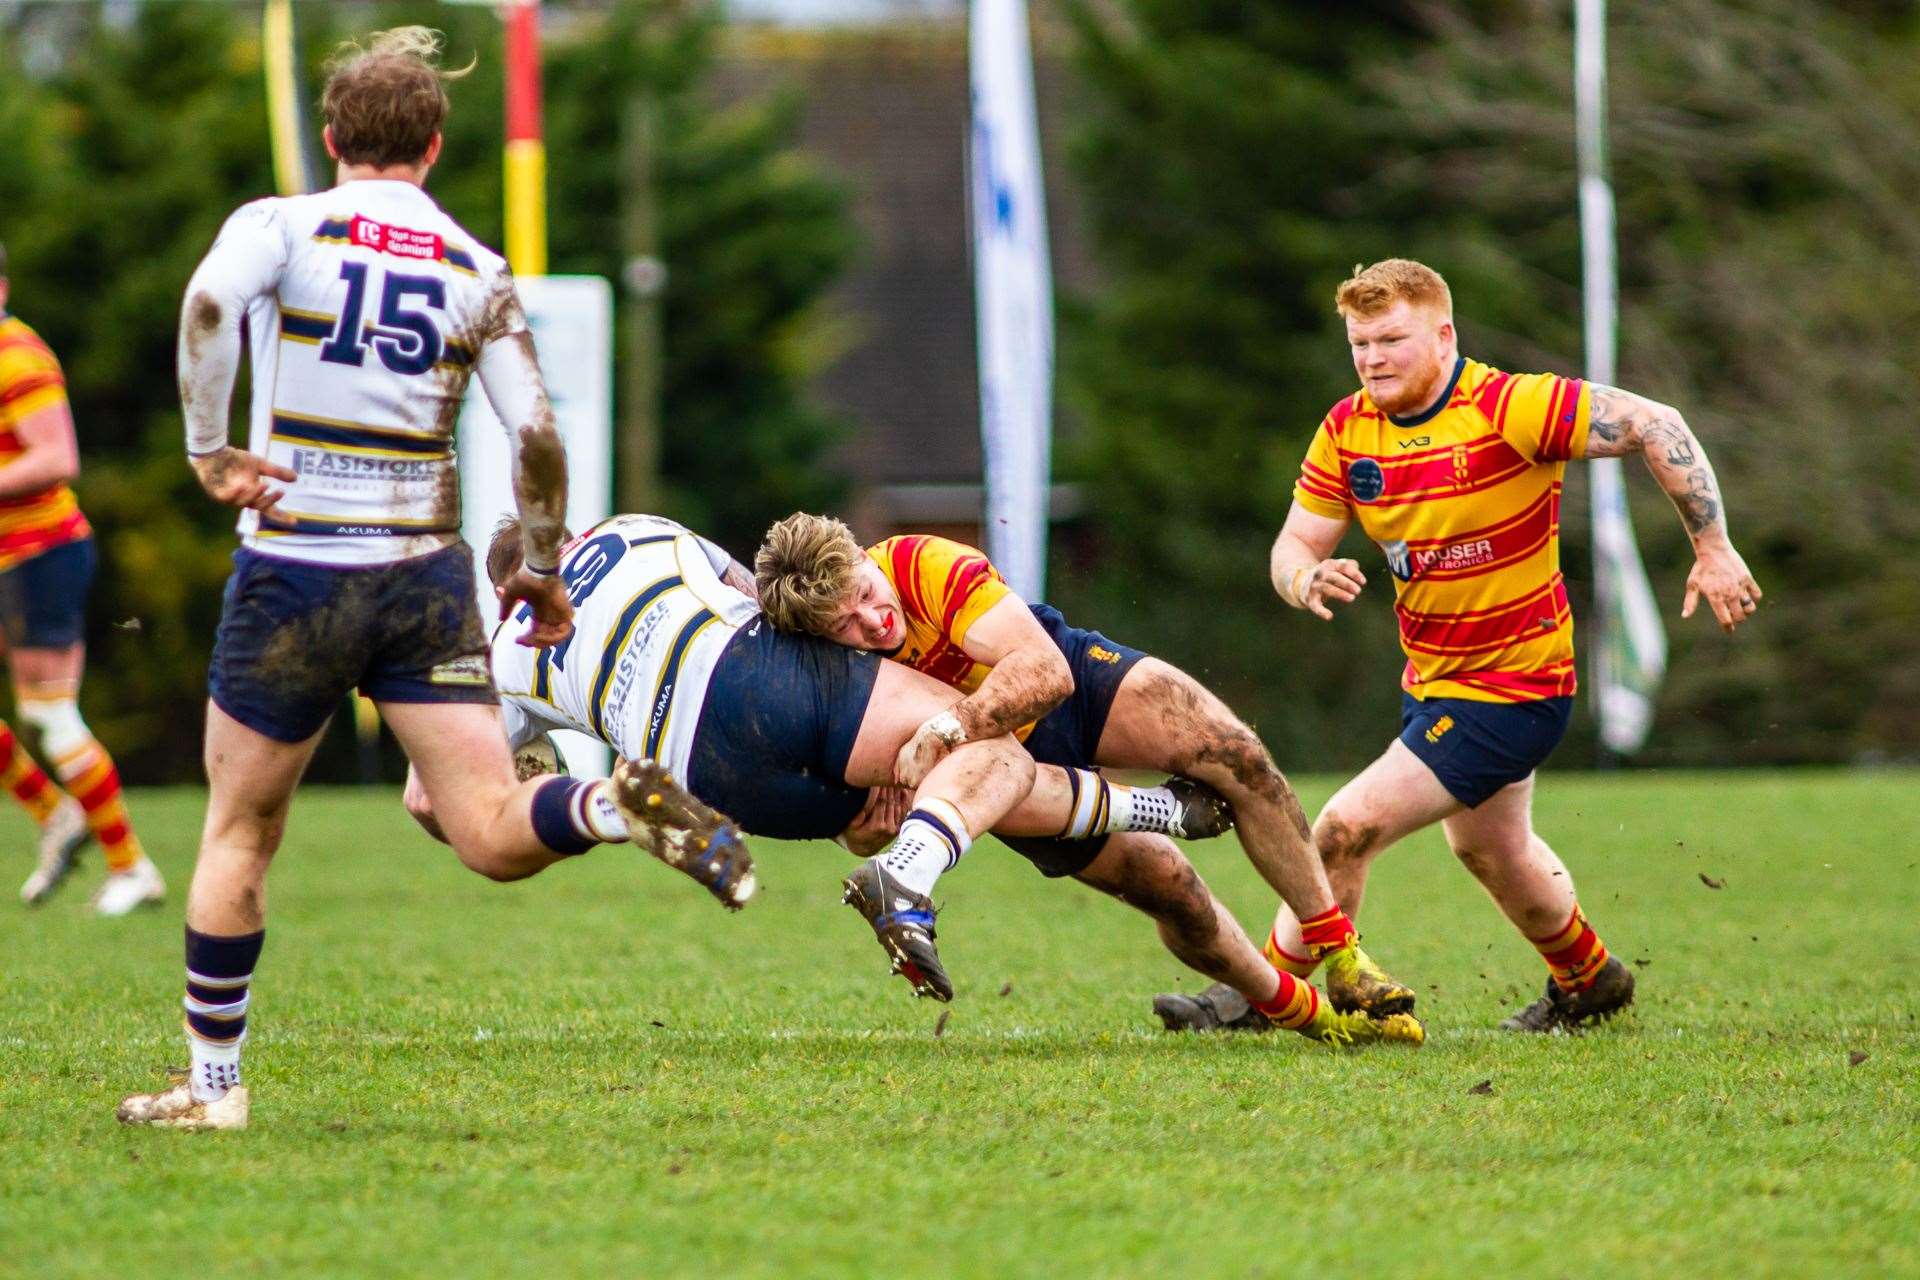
[{"left": 1384, "top": 356, "right": 1466, "bottom": 428}]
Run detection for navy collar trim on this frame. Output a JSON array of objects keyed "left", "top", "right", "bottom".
[{"left": 1386, "top": 356, "right": 1466, "bottom": 428}]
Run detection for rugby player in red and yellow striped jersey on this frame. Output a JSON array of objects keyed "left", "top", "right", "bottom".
[
  {"left": 758, "top": 517, "right": 1425, "bottom": 1044},
  {"left": 1163, "top": 258, "right": 1760, "bottom": 1033},
  {"left": 0, "top": 244, "right": 162, "bottom": 916}
]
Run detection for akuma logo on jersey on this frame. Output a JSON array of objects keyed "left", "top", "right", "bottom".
[
  {"left": 1349, "top": 458, "right": 1386, "bottom": 503},
  {"left": 1382, "top": 537, "right": 1497, "bottom": 582}
]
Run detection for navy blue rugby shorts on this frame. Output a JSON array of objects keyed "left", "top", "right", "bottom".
[
  {"left": 209, "top": 542, "right": 494, "bottom": 744},
  {"left": 998, "top": 603, "right": 1147, "bottom": 879},
  {"left": 1399, "top": 692, "right": 1573, "bottom": 809},
  {"left": 0, "top": 536, "right": 94, "bottom": 649},
  {"left": 685, "top": 617, "right": 882, "bottom": 841}
]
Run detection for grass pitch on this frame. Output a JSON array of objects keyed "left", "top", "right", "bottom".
[{"left": 2, "top": 770, "right": 1915, "bottom": 1277}]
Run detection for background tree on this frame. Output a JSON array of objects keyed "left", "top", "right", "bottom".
[{"left": 1058, "top": 0, "right": 1920, "bottom": 768}]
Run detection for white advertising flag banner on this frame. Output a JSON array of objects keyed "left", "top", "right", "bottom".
[
  {"left": 969, "top": 0, "right": 1055, "bottom": 600},
  {"left": 1576, "top": 0, "right": 1666, "bottom": 754}
]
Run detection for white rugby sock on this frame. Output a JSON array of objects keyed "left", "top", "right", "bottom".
[
  {"left": 580, "top": 781, "right": 630, "bottom": 842},
  {"left": 189, "top": 1035, "right": 243, "bottom": 1104},
  {"left": 878, "top": 797, "right": 972, "bottom": 897},
  {"left": 1057, "top": 768, "right": 1183, "bottom": 839}
]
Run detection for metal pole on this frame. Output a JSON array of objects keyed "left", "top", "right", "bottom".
[{"left": 619, "top": 95, "right": 664, "bottom": 515}]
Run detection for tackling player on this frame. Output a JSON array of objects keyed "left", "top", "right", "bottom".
[
  {"left": 117, "top": 29, "right": 674, "bottom": 1132},
  {"left": 0, "top": 241, "right": 162, "bottom": 915},
  {"left": 1159, "top": 259, "right": 1762, "bottom": 1034},
  {"left": 753, "top": 515, "right": 1421, "bottom": 1034},
  {"left": 458, "top": 514, "right": 1418, "bottom": 1047}
]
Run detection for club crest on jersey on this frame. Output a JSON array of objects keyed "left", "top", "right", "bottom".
[{"left": 1348, "top": 458, "right": 1386, "bottom": 503}]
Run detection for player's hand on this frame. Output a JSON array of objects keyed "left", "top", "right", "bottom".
[
  {"left": 496, "top": 566, "right": 574, "bottom": 648},
  {"left": 839, "top": 785, "right": 911, "bottom": 856},
  {"left": 189, "top": 446, "right": 296, "bottom": 518},
  {"left": 1682, "top": 538, "right": 1762, "bottom": 633},
  {"left": 1296, "top": 558, "right": 1366, "bottom": 621},
  {"left": 894, "top": 710, "right": 965, "bottom": 789}
]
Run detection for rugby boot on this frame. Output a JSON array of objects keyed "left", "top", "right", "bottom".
[
  {"left": 1499, "top": 956, "right": 1636, "bottom": 1033},
  {"left": 1162, "top": 777, "right": 1236, "bottom": 840},
  {"left": 1152, "top": 982, "right": 1272, "bottom": 1033},
  {"left": 841, "top": 858, "right": 952, "bottom": 1001},
  {"left": 609, "top": 758, "right": 757, "bottom": 910},
  {"left": 1320, "top": 941, "right": 1418, "bottom": 1017},
  {"left": 116, "top": 1080, "right": 250, "bottom": 1132},
  {"left": 91, "top": 856, "right": 166, "bottom": 917},
  {"left": 20, "top": 796, "right": 90, "bottom": 905},
  {"left": 1298, "top": 1005, "right": 1427, "bottom": 1049}
]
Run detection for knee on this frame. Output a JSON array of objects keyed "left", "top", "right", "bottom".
[
  {"left": 16, "top": 694, "right": 91, "bottom": 759},
  {"left": 1314, "top": 811, "right": 1381, "bottom": 869}
]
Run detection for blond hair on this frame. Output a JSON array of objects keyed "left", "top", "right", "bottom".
[
  {"left": 1334, "top": 259, "right": 1452, "bottom": 321},
  {"left": 755, "top": 513, "right": 865, "bottom": 635},
  {"left": 322, "top": 27, "right": 473, "bottom": 168}
]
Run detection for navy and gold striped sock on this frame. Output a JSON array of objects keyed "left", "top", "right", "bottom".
[{"left": 184, "top": 927, "right": 263, "bottom": 1102}]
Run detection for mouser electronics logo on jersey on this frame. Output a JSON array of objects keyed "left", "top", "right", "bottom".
[
  {"left": 1382, "top": 538, "right": 1496, "bottom": 582},
  {"left": 1348, "top": 458, "right": 1386, "bottom": 503}
]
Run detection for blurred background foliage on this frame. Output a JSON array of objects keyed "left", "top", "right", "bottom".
[
  {"left": 1056, "top": 0, "right": 1920, "bottom": 769},
  {"left": 0, "top": 0, "right": 1914, "bottom": 781}
]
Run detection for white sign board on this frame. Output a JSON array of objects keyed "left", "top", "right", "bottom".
[{"left": 458, "top": 274, "right": 614, "bottom": 779}]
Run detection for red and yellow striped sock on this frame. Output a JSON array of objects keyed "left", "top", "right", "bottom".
[
  {"left": 1530, "top": 903, "right": 1610, "bottom": 992},
  {"left": 1262, "top": 925, "right": 1319, "bottom": 979},
  {"left": 1249, "top": 971, "right": 1322, "bottom": 1031},
  {"left": 52, "top": 740, "right": 143, "bottom": 874},
  {"left": 1298, "top": 904, "right": 1359, "bottom": 961},
  {"left": 0, "top": 719, "right": 65, "bottom": 825}
]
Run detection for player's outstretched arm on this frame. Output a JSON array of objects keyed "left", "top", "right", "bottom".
[
  {"left": 895, "top": 594, "right": 1073, "bottom": 788},
  {"left": 178, "top": 203, "right": 298, "bottom": 512},
  {"left": 1270, "top": 502, "right": 1363, "bottom": 621},
  {"left": 474, "top": 288, "right": 572, "bottom": 648},
  {"left": 1583, "top": 385, "right": 1762, "bottom": 632}
]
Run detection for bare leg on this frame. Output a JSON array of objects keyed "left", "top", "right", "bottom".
[
  {"left": 1093, "top": 657, "right": 1330, "bottom": 916},
  {"left": 1074, "top": 832, "right": 1278, "bottom": 1002},
  {"left": 1440, "top": 775, "right": 1575, "bottom": 940},
  {"left": 1267, "top": 738, "right": 1458, "bottom": 959},
  {"left": 191, "top": 703, "right": 323, "bottom": 934},
  {"left": 378, "top": 700, "right": 583, "bottom": 882},
  {"left": 840, "top": 659, "right": 1035, "bottom": 839}
]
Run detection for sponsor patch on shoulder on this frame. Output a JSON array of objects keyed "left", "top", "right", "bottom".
[{"left": 428, "top": 654, "right": 493, "bottom": 687}]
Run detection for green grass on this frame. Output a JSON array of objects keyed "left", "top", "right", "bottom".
[{"left": 2, "top": 770, "right": 1916, "bottom": 1277}]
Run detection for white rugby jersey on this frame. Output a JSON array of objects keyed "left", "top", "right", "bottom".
[
  {"left": 492, "top": 515, "right": 761, "bottom": 777},
  {"left": 180, "top": 180, "right": 550, "bottom": 566}
]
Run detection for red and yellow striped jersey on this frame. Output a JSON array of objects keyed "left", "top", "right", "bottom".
[
  {"left": 0, "top": 314, "right": 90, "bottom": 571},
  {"left": 868, "top": 534, "right": 1013, "bottom": 698},
  {"left": 1293, "top": 356, "right": 1590, "bottom": 703}
]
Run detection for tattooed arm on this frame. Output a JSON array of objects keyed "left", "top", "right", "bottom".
[{"left": 1584, "top": 385, "right": 1763, "bottom": 632}]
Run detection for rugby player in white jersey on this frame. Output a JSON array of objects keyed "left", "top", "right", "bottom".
[
  {"left": 116, "top": 29, "right": 689, "bottom": 1132},
  {"left": 453, "top": 515, "right": 1428, "bottom": 1052}
]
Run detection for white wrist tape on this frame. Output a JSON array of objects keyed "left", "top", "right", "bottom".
[{"left": 923, "top": 710, "right": 965, "bottom": 747}]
